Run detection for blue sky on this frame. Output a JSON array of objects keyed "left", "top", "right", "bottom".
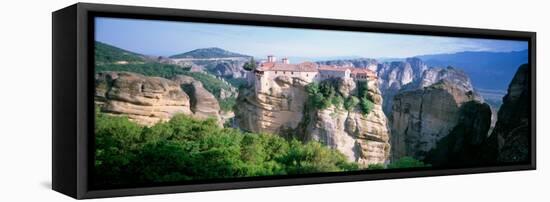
[{"left": 95, "top": 17, "right": 528, "bottom": 59}]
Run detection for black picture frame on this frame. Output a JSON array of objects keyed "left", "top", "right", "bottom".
[{"left": 52, "top": 2, "right": 536, "bottom": 199}]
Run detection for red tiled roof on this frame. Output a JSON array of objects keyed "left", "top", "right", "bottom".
[
  {"left": 350, "top": 68, "right": 377, "bottom": 77},
  {"left": 257, "top": 62, "right": 318, "bottom": 72},
  {"left": 318, "top": 65, "right": 349, "bottom": 71}
]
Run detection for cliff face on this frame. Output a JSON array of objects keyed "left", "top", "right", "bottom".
[
  {"left": 389, "top": 67, "right": 481, "bottom": 161},
  {"left": 96, "top": 72, "right": 222, "bottom": 126},
  {"left": 306, "top": 78, "right": 390, "bottom": 165},
  {"left": 95, "top": 71, "right": 192, "bottom": 126},
  {"left": 236, "top": 76, "right": 390, "bottom": 166},
  {"left": 489, "top": 64, "right": 530, "bottom": 162},
  {"left": 172, "top": 75, "right": 223, "bottom": 126},
  {"left": 235, "top": 75, "right": 310, "bottom": 134},
  {"left": 377, "top": 59, "right": 428, "bottom": 115},
  {"left": 423, "top": 101, "right": 492, "bottom": 166}
]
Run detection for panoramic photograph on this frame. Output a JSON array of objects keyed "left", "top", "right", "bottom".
[{"left": 93, "top": 17, "right": 530, "bottom": 188}]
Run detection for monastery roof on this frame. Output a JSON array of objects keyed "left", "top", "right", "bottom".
[
  {"left": 350, "top": 68, "right": 375, "bottom": 74},
  {"left": 351, "top": 68, "right": 377, "bottom": 78},
  {"left": 256, "top": 61, "right": 377, "bottom": 78},
  {"left": 318, "top": 65, "right": 349, "bottom": 71},
  {"left": 257, "top": 62, "right": 318, "bottom": 72}
]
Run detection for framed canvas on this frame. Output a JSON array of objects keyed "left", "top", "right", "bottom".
[{"left": 52, "top": 3, "right": 536, "bottom": 199}]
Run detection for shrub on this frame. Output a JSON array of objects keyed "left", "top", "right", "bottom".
[
  {"left": 367, "top": 164, "right": 385, "bottom": 170},
  {"left": 387, "top": 157, "right": 430, "bottom": 169},
  {"left": 359, "top": 97, "right": 375, "bottom": 115},
  {"left": 94, "top": 112, "right": 360, "bottom": 187},
  {"left": 243, "top": 58, "right": 257, "bottom": 71},
  {"left": 344, "top": 96, "right": 360, "bottom": 110}
]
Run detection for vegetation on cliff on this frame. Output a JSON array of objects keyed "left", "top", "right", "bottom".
[
  {"left": 95, "top": 41, "right": 144, "bottom": 64},
  {"left": 305, "top": 79, "right": 374, "bottom": 115},
  {"left": 94, "top": 110, "right": 359, "bottom": 187}
]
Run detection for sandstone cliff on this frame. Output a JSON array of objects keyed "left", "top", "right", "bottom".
[
  {"left": 306, "top": 78, "right": 390, "bottom": 165},
  {"left": 95, "top": 71, "right": 192, "bottom": 126},
  {"left": 377, "top": 58, "right": 428, "bottom": 115},
  {"left": 172, "top": 75, "right": 223, "bottom": 126},
  {"left": 96, "top": 72, "right": 223, "bottom": 126},
  {"left": 389, "top": 67, "right": 482, "bottom": 161},
  {"left": 235, "top": 76, "right": 390, "bottom": 166},
  {"left": 235, "top": 75, "right": 310, "bottom": 134}
]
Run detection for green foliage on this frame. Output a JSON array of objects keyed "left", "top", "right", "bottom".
[
  {"left": 344, "top": 96, "right": 360, "bottom": 111},
  {"left": 359, "top": 97, "right": 375, "bottom": 115},
  {"left": 182, "top": 72, "right": 232, "bottom": 98},
  {"left": 94, "top": 112, "right": 360, "bottom": 187},
  {"left": 305, "top": 79, "right": 373, "bottom": 114},
  {"left": 356, "top": 81, "right": 375, "bottom": 115},
  {"left": 366, "top": 164, "right": 385, "bottom": 170},
  {"left": 96, "top": 63, "right": 190, "bottom": 78},
  {"left": 243, "top": 58, "right": 257, "bottom": 71},
  {"left": 95, "top": 41, "right": 144, "bottom": 64},
  {"left": 387, "top": 157, "right": 430, "bottom": 169},
  {"left": 169, "top": 47, "right": 249, "bottom": 59},
  {"left": 305, "top": 80, "right": 341, "bottom": 110},
  {"left": 219, "top": 97, "right": 237, "bottom": 112},
  {"left": 225, "top": 77, "right": 249, "bottom": 89}
]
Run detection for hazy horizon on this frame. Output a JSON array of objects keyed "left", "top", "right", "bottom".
[{"left": 95, "top": 17, "right": 528, "bottom": 59}]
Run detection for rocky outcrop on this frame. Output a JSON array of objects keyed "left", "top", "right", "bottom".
[
  {"left": 377, "top": 60, "right": 422, "bottom": 114},
  {"left": 409, "top": 66, "right": 475, "bottom": 92},
  {"left": 307, "top": 78, "right": 390, "bottom": 166},
  {"left": 236, "top": 76, "right": 390, "bottom": 166},
  {"left": 95, "top": 72, "right": 224, "bottom": 126},
  {"left": 487, "top": 64, "right": 530, "bottom": 163},
  {"left": 316, "top": 58, "right": 378, "bottom": 71},
  {"left": 172, "top": 75, "right": 222, "bottom": 126},
  {"left": 95, "top": 71, "right": 192, "bottom": 126},
  {"left": 211, "top": 60, "right": 248, "bottom": 79},
  {"left": 423, "top": 101, "right": 492, "bottom": 166},
  {"left": 235, "top": 75, "right": 310, "bottom": 134},
  {"left": 390, "top": 76, "right": 481, "bottom": 161}
]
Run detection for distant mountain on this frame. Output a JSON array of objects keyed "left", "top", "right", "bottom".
[
  {"left": 316, "top": 58, "right": 378, "bottom": 70},
  {"left": 169, "top": 47, "right": 250, "bottom": 59},
  {"left": 416, "top": 50, "right": 528, "bottom": 91},
  {"left": 95, "top": 41, "right": 145, "bottom": 63}
]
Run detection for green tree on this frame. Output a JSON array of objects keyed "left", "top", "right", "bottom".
[
  {"left": 387, "top": 157, "right": 430, "bottom": 169},
  {"left": 93, "top": 112, "right": 361, "bottom": 187},
  {"left": 344, "top": 96, "right": 360, "bottom": 110},
  {"left": 243, "top": 58, "right": 257, "bottom": 71},
  {"left": 359, "top": 97, "right": 375, "bottom": 115}
]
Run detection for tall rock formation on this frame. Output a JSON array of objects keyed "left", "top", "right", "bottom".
[
  {"left": 389, "top": 67, "right": 482, "bottom": 161},
  {"left": 306, "top": 78, "right": 390, "bottom": 165},
  {"left": 377, "top": 58, "right": 428, "bottom": 115},
  {"left": 235, "top": 75, "right": 310, "bottom": 134},
  {"left": 488, "top": 64, "right": 530, "bottom": 163},
  {"left": 95, "top": 71, "right": 192, "bottom": 126},
  {"left": 235, "top": 75, "right": 390, "bottom": 166},
  {"left": 423, "top": 101, "right": 492, "bottom": 166}
]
